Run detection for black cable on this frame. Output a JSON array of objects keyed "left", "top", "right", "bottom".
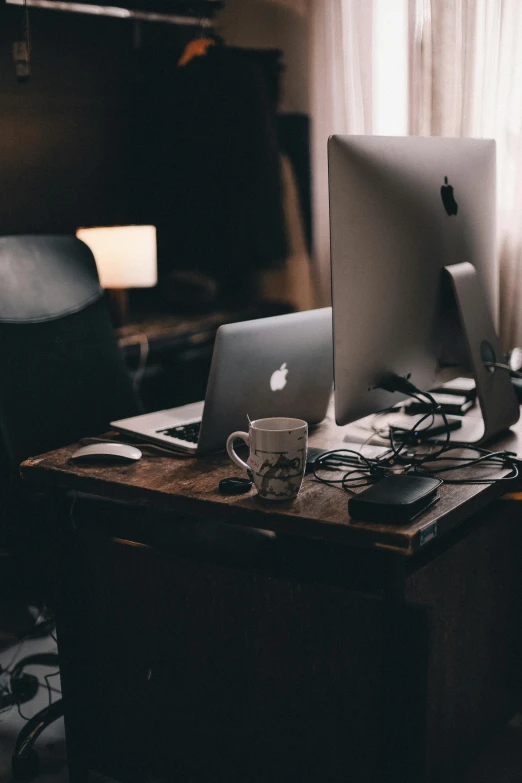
[
  {"left": 484, "top": 361, "right": 522, "bottom": 378},
  {"left": 312, "top": 448, "right": 392, "bottom": 494},
  {"left": 402, "top": 416, "right": 518, "bottom": 483},
  {"left": 44, "top": 671, "right": 60, "bottom": 706},
  {"left": 420, "top": 449, "right": 514, "bottom": 469},
  {"left": 391, "top": 389, "right": 451, "bottom": 463},
  {"left": 366, "top": 376, "right": 449, "bottom": 456},
  {"left": 415, "top": 391, "right": 451, "bottom": 461},
  {"left": 0, "top": 609, "right": 45, "bottom": 677},
  {"left": 388, "top": 405, "right": 439, "bottom": 463},
  {"left": 13, "top": 699, "right": 64, "bottom": 763},
  {"left": 386, "top": 395, "right": 432, "bottom": 461},
  {"left": 17, "top": 701, "right": 31, "bottom": 722},
  {"left": 45, "top": 674, "right": 52, "bottom": 706},
  {"left": 314, "top": 444, "right": 518, "bottom": 490},
  {"left": 310, "top": 374, "right": 519, "bottom": 491},
  {"left": 17, "top": 615, "right": 56, "bottom": 641},
  {"left": 310, "top": 387, "right": 444, "bottom": 492},
  {"left": 413, "top": 447, "right": 519, "bottom": 484}
]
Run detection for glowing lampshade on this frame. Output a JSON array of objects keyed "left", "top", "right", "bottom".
[{"left": 76, "top": 225, "right": 157, "bottom": 289}]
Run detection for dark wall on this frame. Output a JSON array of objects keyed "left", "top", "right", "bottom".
[
  {"left": 0, "top": 6, "right": 189, "bottom": 235},
  {"left": 0, "top": 10, "right": 308, "bottom": 309}
]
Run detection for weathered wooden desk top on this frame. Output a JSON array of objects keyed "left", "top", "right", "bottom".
[{"left": 20, "top": 406, "right": 522, "bottom": 556}]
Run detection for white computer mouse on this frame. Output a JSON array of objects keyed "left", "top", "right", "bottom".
[{"left": 71, "top": 442, "right": 142, "bottom": 464}]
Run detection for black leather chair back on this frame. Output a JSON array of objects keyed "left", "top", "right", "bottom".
[{"left": 0, "top": 235, "right": 141, "bottom": 472}]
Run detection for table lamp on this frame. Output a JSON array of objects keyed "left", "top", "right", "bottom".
[{"left": 76, "top": 225, "right": 157, "bottom": 326}]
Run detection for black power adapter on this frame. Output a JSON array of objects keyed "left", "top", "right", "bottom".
[{"left": 0, "top": 671, "right": 39, "bottom": 709}]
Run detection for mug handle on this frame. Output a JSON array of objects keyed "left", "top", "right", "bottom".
[{"left": 226, "top": 431, "right": 250, "bottom": 472}]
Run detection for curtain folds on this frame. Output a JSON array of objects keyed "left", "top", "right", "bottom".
[
  {"left": 309, "top": 0, "right": 374, "bottom": 304},
  {"left": 409, "top": 0, "right": 522, "bottom": 348}
]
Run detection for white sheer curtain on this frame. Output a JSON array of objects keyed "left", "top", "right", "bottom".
[
  {"left": 409, "top": 0, "right": 522, "bottom": 349},
  {"left": 309, "top": 0, "right": 374, "bottom": 304}
]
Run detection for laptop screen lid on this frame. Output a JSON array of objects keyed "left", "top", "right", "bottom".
[
  {"left": 111, "top": 308, "right": 333, "bottom": 455},
  {"left": 196, "top": 307, "right": 333, "bottom": 454}
]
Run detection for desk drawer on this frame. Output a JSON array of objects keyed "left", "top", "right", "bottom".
[{"left": 59, "top": 528, "right": 387, "bottom": 783}]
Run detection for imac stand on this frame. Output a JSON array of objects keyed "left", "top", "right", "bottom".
[{"left": 442, "top": 262, "right": 519, "bottom": 445}]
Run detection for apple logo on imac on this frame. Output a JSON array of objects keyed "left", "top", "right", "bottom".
[
  {"left": 270, "top": 363, "right": 288, "bottom": 391},
  {"left": 441, "top": 176, "right": 458, "bottom": 216}
]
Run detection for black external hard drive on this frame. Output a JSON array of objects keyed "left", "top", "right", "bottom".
[{"left": 348, "top": 474, "right": 442, "bottom": 525}]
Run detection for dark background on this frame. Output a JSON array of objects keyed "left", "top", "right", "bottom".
[
  {"left": 0, "top": 4, "right": 311, "bottom": 292},
  {"left": 1, "top": 6, "right": 191, "bottom": 235}
]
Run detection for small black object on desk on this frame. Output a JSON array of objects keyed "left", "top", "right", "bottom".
[
  {"left": 348, "top": 474, "right": 442, "bottom": 524},
  {"left": 219, "top": 477, "right": 253, "bottom": 495}
]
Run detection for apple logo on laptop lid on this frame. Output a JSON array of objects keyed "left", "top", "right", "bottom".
[
  {"left": 270, "top": 363, "right": 288, "bottom": 391},
  {"left": 441, "top": 176, "right": 458, "bottom": 216}
]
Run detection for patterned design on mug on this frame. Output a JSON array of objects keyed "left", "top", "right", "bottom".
[{"left": 253, "top": 448, "right": 305, "bottom": 499}]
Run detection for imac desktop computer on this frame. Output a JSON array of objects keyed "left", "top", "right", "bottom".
[{"left": 328, "top": 134, "right": 519, "bottom": 445}]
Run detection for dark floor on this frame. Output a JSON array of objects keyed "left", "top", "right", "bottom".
[
  {"left": 463, "top": 715, "right": 522, "bottom": 783},
  {"left": 0, "top": 602, "right": 521, "bottom": 783},
  {"left": 0, "top": 603, "right": 66, "bottom": 783}
]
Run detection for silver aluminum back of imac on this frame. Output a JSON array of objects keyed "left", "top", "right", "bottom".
[
  {"left": 443, "top": 262, "right": 518, "bottom": 443},
  {"left": 328, "top": 134, "right": 519, "bottom": 445}
]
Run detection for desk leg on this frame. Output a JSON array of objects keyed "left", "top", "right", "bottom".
[
  {"left": 403, "top": 500, "right": 522, "bottom": 782},
  {"left": 67, "top": 759, "right": 89, "bottom": 783},
  {"left": 57, "top": 532, "right": 90, "bottom": 783}
]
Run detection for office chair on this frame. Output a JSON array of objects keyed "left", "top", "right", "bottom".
[
  {"left": 0, "top": 234, "right": 141, "bottom": 779},
  {"left": 0, "top": 235, "right": 277, "bottom": 780}
]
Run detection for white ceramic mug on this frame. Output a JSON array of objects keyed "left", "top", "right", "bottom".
[{"left": 226, "top": 417, "right": 308, "bottom": 501}]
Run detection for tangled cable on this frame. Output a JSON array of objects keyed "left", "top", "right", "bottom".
[{"left": 311, "top": 375, "right": 520, "bottom": 493}]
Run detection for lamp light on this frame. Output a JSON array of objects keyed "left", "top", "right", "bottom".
[{"left": 77, "top": 225, "right": 157, "bottom": 326}]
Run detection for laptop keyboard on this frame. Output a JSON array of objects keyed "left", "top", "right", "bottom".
[{"left": 157, "top": 421, "right": 201, "bottom": 444}]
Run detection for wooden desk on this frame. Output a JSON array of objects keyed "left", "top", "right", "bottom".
[{"left": 21, "top": 412, "right": 522, "bottom": 783}]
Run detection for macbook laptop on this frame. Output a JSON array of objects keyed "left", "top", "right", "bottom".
[{"left": 111, "top": 308, "right": 333, "bottom": 455}]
